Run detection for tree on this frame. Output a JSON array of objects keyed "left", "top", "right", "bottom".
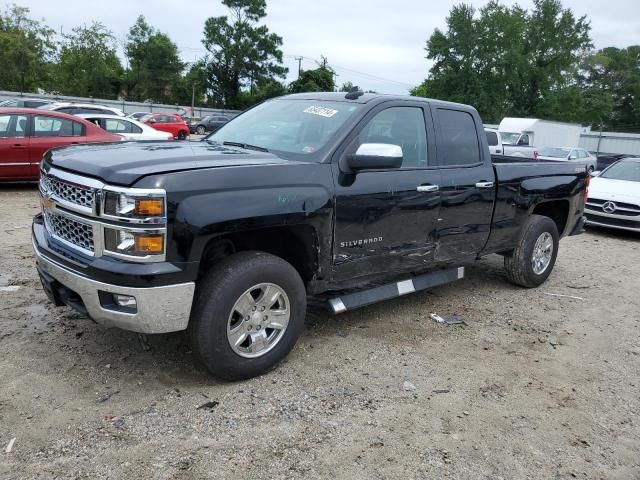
[
  {"left": 579, "top": 47, "right": 640, "bottom": 132},
  {"left": 413, "top": 0, "right": 592, "bottom": 124},
  {"left": 0, "top": 4, "right": 55, "bottom": 92},
  {"left": 54, "top": 22, "right": 123, "bottom": 98},
  {"left": 126, "top": 15, "right": 184, "bottom": 103},
  {"left": 289, "top": 56, "right": 335, "bottom": 93},
  {"left": 201, "top": 0, "right": 287, "bottom": 108}
]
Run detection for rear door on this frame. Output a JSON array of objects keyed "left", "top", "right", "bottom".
[
  {"left": 0, "top": 113, "right": 30, "bottom": 179},
  {"left": 432, "top": 107, "right": 495, "bottom": 262},
  {"left": 332, "top": 101, "right": 442, "bottom": 281}
]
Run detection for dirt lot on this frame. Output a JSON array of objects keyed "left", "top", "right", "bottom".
[{"left": 1, "top": 184, "right": 639, "bottom": 480}]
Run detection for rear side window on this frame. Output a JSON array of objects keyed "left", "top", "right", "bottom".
[
  {"left": 485, "top": 130, "right": 498, "bottom": 146},
  {"left": 105, "top": 119, "right": 142, "bottom": 134},
  {"left": 437, "top": 109, "right": 481, "bottom": 166},
  {"left": 33, "top": 115, "right": 83, "bottom": 137}
]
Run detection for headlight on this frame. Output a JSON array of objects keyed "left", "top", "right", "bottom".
[
  {"left": 104, "top": 228, "right": 165, "bottom": 257},
  {"left": 102, "top": 191, "right": 165, "bottom": 220}
]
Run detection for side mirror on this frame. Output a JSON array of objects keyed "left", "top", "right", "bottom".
[
  {"left": 148, "top": 118, "right": 156, "bottom": 123},
  {"left": 345, "top": 143, "right": 403, "bottom": 171}
]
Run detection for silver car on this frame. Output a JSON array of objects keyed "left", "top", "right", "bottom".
[{"left": 537, "top": 147, "right": 597, "bottom": 173}]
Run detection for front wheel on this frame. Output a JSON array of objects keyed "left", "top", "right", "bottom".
[
  {"left": 177, "top": 130, "right": 188, "bottom": 140},
  {"left": 504, "top": 214, "right": 559, "bottom": 288},
  {"left": 196, "top": 126, "right": 206, "bottom": 135},
  {"left": 189, "top": 251, "right": 306, "bottom": 380}
]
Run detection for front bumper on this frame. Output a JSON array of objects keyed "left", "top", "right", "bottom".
[
  {"left": 33, "top": 237, "right": 195, "bottom": 334},
  {"left": 584, "top": 211, "right": 640, "bottom": 233}
]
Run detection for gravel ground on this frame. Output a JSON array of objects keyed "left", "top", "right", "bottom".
[{"left": 1, "top": 184, "right": 639, "bottom": 479}]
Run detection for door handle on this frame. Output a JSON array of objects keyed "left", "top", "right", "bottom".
[
  {"left": 496, "top": 149, "right": 502, "bottom": 154},
  {"left": 11, "top": 144, "right": 27, "bottom": 149},
  {"left": 416, "top": 185, "right": 439, "bottom": 192},
  {"left": 475, "top": 181, "right": 494, "bottom": 188}
]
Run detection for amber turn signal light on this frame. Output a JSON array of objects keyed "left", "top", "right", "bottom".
[
  {"left": 135, "top": 199, "right": 164, "bottom": 216},
  {"left": 134, "top": 235, "right": 164, "bottom": 253}
]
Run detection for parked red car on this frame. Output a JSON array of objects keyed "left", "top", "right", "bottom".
[
  {"left": 140, "top": 113, "right": 190, "bottom": 140},
  {"left": 0, "top": 108, "right": 121, "bottom": 181}
]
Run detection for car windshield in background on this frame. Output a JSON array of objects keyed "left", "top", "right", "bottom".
[
  {"left": 538, "top": 147, "right": 571, "bottom": 158},
  {"left": 600, "top": 159, "right": 640, "bottom": 182},
  {"left": 500, "top": 132, "right": 521, "bottom": 145},
  {"left": 206, "top": 99, "right": 364, "bottom": 160}
]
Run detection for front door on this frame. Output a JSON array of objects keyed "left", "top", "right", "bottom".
[
  {"left": 332, "top": 102, "right": 442, "bottom": 282},
  {"left": 29, "top": 114, "right": 86, "bottom": 177},
  {"left": 0, "top": 113, "right": 30, "bottom": 179},
  {"left": 432, "top": 107, "right": 495, "bottom": 262}
]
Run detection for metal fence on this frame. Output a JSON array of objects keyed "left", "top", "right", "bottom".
[
  {"left": 579, "top": 131, "right": 640, "bottom": 157},
  {"left": 0, "top": 90, "right": 242, "bottom": 119}
]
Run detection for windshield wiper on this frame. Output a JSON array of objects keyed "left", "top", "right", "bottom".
[{"left": 222, "top": 141, "right": 269, "bottom": 153}]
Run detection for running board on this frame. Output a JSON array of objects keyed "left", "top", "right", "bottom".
[{"left": 328, "top": 266, "right": 464, "bottom": 314}]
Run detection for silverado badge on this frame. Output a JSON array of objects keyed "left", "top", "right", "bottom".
[{"left": 42, "top": 193, "right": 55, "bottom": 212}]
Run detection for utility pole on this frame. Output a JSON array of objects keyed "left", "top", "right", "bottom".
[
  {"left": 295, "top": 56, "right": 303, "bottom": 78},
  {"left": 596, "top": 121, "right": 604, "bottom": 156}
]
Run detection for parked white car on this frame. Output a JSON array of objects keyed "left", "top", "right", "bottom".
[
  {"left": 536, "top": 147, "right": 597, "bottom": 173},
  {"left": 77, "top": 114, "right": 173, "bottom": 141},
  {"left": 484, "top": 128, "right": 504, "bottom": 155},
  {"left": 585, "top": 157, "right": 640, "bottom": 232},
  {"left": 40, "top": 102, "right": 126, "bottom": 117}
]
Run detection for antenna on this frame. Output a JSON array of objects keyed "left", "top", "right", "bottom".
[{"left": 344, "top": 86, "right": 364, "bottom": 100}]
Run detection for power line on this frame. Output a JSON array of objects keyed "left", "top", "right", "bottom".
[{"left": 284, "top": 54, "right": 416, "bottom": 89}]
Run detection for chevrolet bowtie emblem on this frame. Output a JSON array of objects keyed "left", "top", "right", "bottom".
[{"left": 42, "top": 193, "right": 55, "bottom": 211}]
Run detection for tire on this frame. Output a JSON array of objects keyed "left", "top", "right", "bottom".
[
  {"left": 504, "top": 214, "right": 559, "bottom": 288},
  {"left": 588, "top": 166, "right": 594, "bottom": 174},
  {"left": 189, "top": 251, "right": 306, "bottom": 380},
  {"left": 196, "top": 126, "right": 206, "bottom": 135},
  {"left": 177, "top": 130, "right": 188, "bottom": 140}
]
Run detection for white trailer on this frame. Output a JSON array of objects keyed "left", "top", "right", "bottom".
[{"left": 499, "top": 118, "right": 582, "bottom": 150}]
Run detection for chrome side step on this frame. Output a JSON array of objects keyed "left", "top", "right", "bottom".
[{"left": 328, "top": 266, "right": 464, "bottom": 314}]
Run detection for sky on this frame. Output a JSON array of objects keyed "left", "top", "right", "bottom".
[{"left": 17, "top": 0, "right": 640, "bottom": 94}]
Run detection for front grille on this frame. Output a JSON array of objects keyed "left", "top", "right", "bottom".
[
  {"left": 40, "top": 173, "right": 95, "bottom": 211},
  {"left": 585, "top": 213, "right": 640, "bottom": 230},
  {"left": 44, "top": 210, "right": 94, "bottom": 253},
  {"left": 587, "top": 198, "right": 640, "bottom": 212},
  {"left": 585, "top": 204, "right": 640, "bottom": 217}
]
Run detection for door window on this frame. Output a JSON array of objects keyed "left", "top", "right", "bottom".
[
  {"left": 105, "top": 119, "right": 142, "bottom": 134},
  {"left": 0, "top": 114, "right": 28, "bottom": 138},
  {"left": 351, "top": 107, "right": 428, "bottom": 168},
  {"left": 33, "top": 115, "right": 83, "bottom": 137},
  {"left": 485, "top": 130, "right": 499, "bottom": 146},
  {"left": 437, "top": 109, "right": 481, "bottom": 166}
]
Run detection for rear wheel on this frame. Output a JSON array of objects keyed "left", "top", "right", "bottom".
[
  {"left": 177, "top": 130, "right": 188, "bottom": 140},
  {"left": 196, "top": 126, "right": 206, "bottom": 135},
  {"left": 189, "top": 251, "right": 306, "bottom": 380},
  {"left": 504, "top": 215, "right": 559, "bottom": 288}
]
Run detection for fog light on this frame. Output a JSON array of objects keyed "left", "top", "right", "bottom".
[{"left": 113, "top": 294, "right": 137, "bottom": 308}]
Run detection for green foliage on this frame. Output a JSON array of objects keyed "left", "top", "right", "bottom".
[
  {"left": 579, "top": 46, "right": 640, "bottom": 131},
  {"left": 0, "top": 4, "right": 55, "bottom": 92},
  {"left": 289, "top": 57, "right": 335, "bottom": 93},
  {"left": 415, "top": 0, "right": 592, "bottom": 124},
  {"left": 202, "top": 0, "right": 287, "bottom": 109},
  {"left": 126, "top": 15, "right": 184, "bottom": 103},
  {"left": 54, "top": 22, "right": 123, "bottom": 98}
]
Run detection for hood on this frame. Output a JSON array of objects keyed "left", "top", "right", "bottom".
[
  {"left": 46, "top": 141, "right": 292, "bottom": 186},
  {"left": 589, "top": 177, "right": 640, "bottom": 204}
]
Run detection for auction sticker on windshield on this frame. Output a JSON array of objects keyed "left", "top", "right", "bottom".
[{"left": 303, "top": 106, "right": 338, "bottom": 118}]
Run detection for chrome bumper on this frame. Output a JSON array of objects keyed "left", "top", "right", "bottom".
[{"left": 33, "top": 240, "right": 195, "bottom": 334}]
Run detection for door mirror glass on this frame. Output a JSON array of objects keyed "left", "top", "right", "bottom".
[{"left": 346, "top": 143, "right": 403, "bottom": 171}]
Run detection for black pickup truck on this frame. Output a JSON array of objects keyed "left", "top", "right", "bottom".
[{"left": 32, "top": 92, "right": 588, "bottom": 379}]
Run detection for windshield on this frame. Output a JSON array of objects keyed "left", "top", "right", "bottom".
[
  {"left": 500, "top": 132, "right": 521, "bottom": 145},
  {"left": 206, "top": 99, "right": 364, "bottom": 160},
  {"left": 600, "top": 159, "right": 640, "bottom": 182},
  {"left": 538, "top": 147, "right": 571, "bottom": 158}
]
